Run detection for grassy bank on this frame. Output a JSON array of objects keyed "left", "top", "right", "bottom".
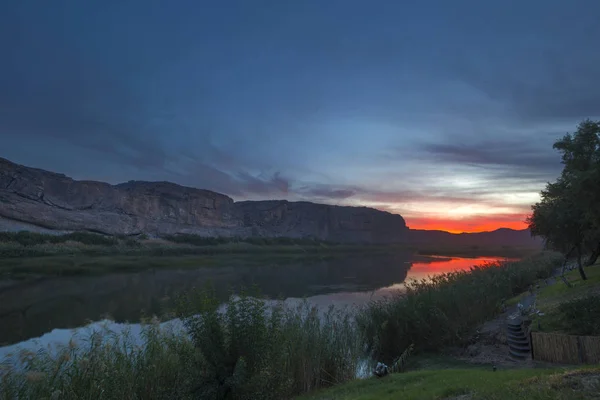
[
  {"left": 357, "top": 252, "right": 562, "bottom": 362},
  {"left": 0, "top": 231, "right": 542, "bottom": 279},
  {"left": 0, "top": 251, "right": 367, "bottom": 279},
  {"left": 0, "top": 231, "right": 385, "bottom": 259},
  {"left": 0, "top": 231, "right": 541, "bottom": 259},
  {"left": 529, "top": 263, "right": 600, "bottom": 335},
  {"left": 0, "top": 231, "right": 395, "bottom": 279},
  {"left": 299, "top": 366, "right": 600, "bottom": 400}
]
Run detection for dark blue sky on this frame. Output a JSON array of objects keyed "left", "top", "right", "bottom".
[{"left": 1, "top": 0, "right": 599, "bottom": 231}]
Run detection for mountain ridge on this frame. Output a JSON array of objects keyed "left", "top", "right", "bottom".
[{"left": 0, "top": 157, "right": 540, "bottom": 246}]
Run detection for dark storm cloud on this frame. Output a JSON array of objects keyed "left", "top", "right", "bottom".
[
  {"left": 419, "top": 138, "right": 563, "bottom": 179},
  {"left": 440, "top": 1, "right": 600, "bottom": 123},
  {"left": 1, "top": 0, "right": 599, "bottom": 219}
]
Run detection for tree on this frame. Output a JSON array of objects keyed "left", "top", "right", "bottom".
[
  {"left": 528, "top": 119, "right": 600, "bottom": 281},
  {"left": 528, "top": 178, "right": 588, "bottom": 280}
]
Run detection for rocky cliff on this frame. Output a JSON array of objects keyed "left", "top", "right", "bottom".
[
  {"left": 236, "top": 200, "right": 407, "bottom": 243},
  {"left": 0, "top": 158, "right": 408, "bottom": 242}
]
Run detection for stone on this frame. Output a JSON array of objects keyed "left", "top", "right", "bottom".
[{"left": 374, "top": 362, "right": 389, "bottom": 377}]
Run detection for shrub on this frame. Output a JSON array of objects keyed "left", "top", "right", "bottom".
[
  {"left": 558, "top": 294, "right": 600, "bottom": 335},
  {"left": 0, "top": 231, "right": 118, "bottom": 247}
]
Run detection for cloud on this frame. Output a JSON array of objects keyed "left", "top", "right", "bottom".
[
  {"left": 235, "top": 171, "right": 290, "bottom": 197},
  {"left": 414, "top": 134, "right": 564, "bottom": 185},
  {"left": 295, "top": 184, "right": 358, "bottom": 201},
  {"left": 2, "top": 0, "right": 598, "bottom": 232}
]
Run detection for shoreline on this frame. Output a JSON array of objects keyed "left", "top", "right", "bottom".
[{"left": 0, "top": 231, "right": 542, "bottom": 279}]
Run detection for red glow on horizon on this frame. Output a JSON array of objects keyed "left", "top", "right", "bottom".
[{"left": 405, "top": 215, "right": 529, "bottom": 233}]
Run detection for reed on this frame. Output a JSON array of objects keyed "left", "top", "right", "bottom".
[{"left": 356, "top": 252, "right": 561, "bottom": 362}]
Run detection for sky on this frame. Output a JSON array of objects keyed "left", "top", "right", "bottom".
[{"left": 1, "top": 0, "right": 599, "bottom": 233}]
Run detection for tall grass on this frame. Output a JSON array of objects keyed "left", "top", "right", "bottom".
[
  {"left": 0, "top": 289, "right": 362, "bottom": 400},
  {"left": 0, "top": 321, "right": 199, "bottom": 400},
  {"left": 175, "top": 287, "right": 362, "bottom": 399},
  {"left": 357, "top": 252, "right": 562, "bottom": 362}
]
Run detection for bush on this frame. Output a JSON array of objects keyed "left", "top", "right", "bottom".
[
  {"left": 0, "top": 231, "right": 118, "bottom": 246},
  {"left": 163, "top": 234, "right": 233, "bottom": 246},
  {"left": 356, "top": 252, "right": 561, "bottom": 362},
  {"left": 175, "top": 286, "right": 362, "bottom": 399},
  {"left": 0, "top": 231, "right": 54, "bottom": 246},
  {"left": 558, "top": 294, "right": 600, "bottom": 335}
]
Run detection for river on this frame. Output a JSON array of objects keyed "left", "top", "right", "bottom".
[{"left": 0, "top": 253, "right": 510, "bottom": 358}]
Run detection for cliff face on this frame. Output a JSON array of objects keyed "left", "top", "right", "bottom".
[
  {"left": 0, "top": 158, "right": 408, "bottom": 242},
  {"left": 235, "top": 200, "right": 408, "bottom": 243},
  {"left": 0, "top": 158, "right": 240, "bottom": 236}
]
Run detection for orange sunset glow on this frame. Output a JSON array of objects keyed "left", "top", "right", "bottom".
[{"left": 404, "top": 216, "right": 529, "bottom": 233}]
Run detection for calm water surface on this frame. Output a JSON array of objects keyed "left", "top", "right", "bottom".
[{"left": 0, "top": 253, "right": 510, "bottom": 356}]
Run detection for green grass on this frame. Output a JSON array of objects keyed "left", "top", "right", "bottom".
[
  {"left": 356, "top": 252, "right": 562, "bottom": 363},
  {"left": 537, "top": 264, "right": 600, "bottom": 303},
  {"left": 298, "top": 367, "right": 600, "bottom": 400},
  {"left": 531, "top": 264, "right": 600, "bottom": 335},
  {"left": 506, "top": 291, "right": 531, "bottom": 307}
]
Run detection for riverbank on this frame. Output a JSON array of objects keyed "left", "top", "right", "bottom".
[
  {"left": 299, "top": 366, "right": 600, "bottom": 399},
  {"left": 0, "top": 253, "right": 563, "bottom": 399},
  {"left": 0, "top": 231, "right": 541, "bottom": 279},
  {"left": 304, "top": 258, "right": 600, "bottom": 400}
]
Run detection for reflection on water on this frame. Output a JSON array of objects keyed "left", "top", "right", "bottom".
[{"left": 0, "top": 253, "right": 510, "bottom": 351}]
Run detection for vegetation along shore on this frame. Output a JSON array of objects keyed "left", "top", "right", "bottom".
[
  {"left": 1, "top": 252, "right": 569, "bottom": 400},
  {"left": 0, "top": 230, "right": 538, "bottom": 279}
]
